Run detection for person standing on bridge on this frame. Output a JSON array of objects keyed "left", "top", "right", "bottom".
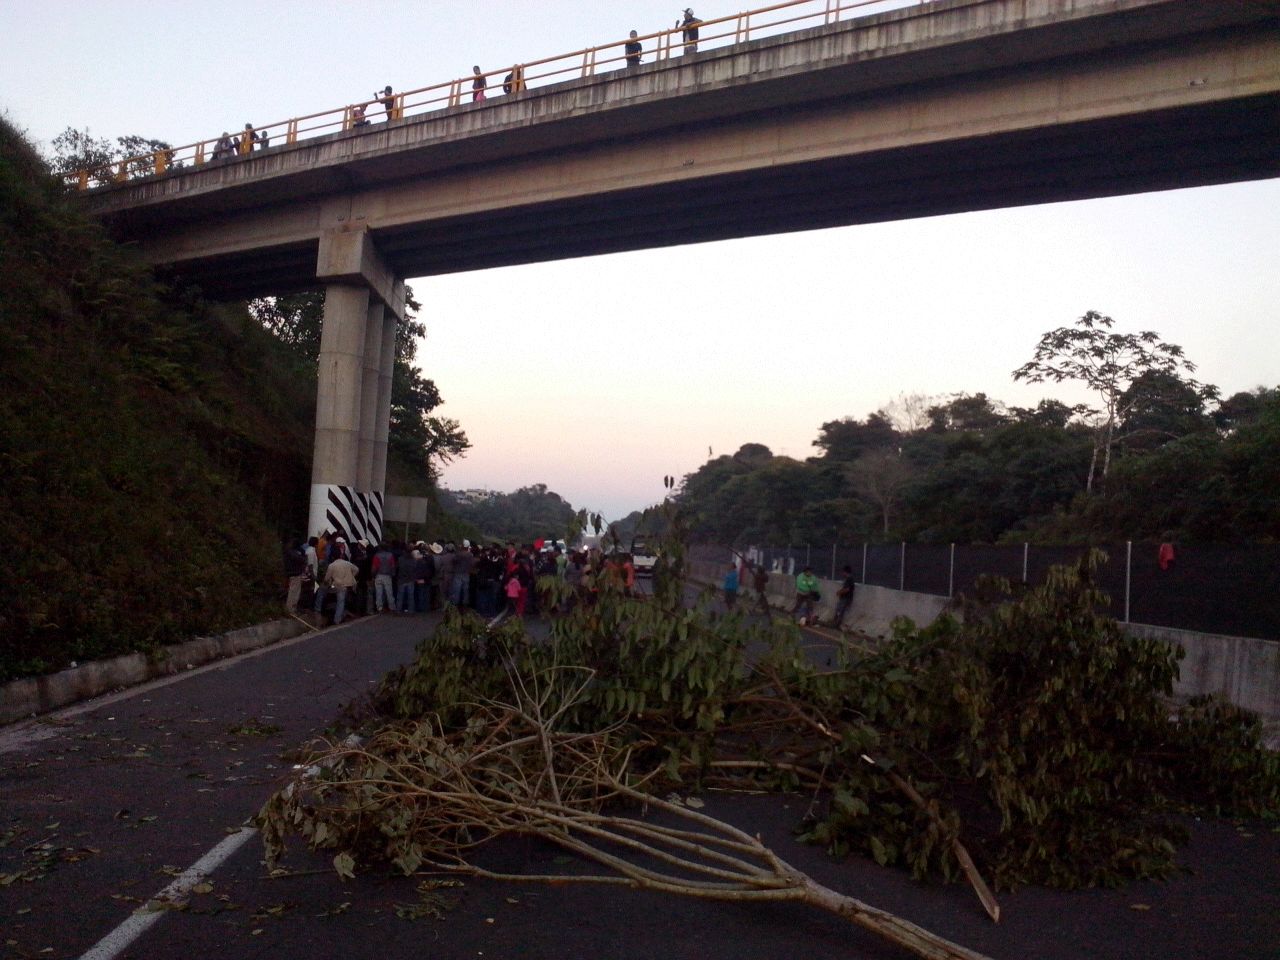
[
  {"left": 678, "top": 8, "right": 702, "bottom": 54},
  {"left": 376, "top": 85, "right": 397, "bottom": 121},
  {"left": 625, "top": 30, "right": 643, "bottom": 68},
  {"left": 502, "top": 66, "right": 525, "bottom": 95},
  {"left": 212, "top": 132, "right": 235, "bottom": 160},
  {"left": 237, "top": 123, "right": 258, "bottom": 156},
  {"left": 472, "top": 66, "right": 488, "bottom": 102}
]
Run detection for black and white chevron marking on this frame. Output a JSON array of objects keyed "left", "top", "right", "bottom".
[
  {"left": 323, "top": 485, "right": 367, "bottom": 541},
  {"left": 364, "top": 491, "right": 384, "bottom": 544}
]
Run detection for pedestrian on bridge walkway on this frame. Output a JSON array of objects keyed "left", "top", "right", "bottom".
[
  {"left": 679, "top": 8, "right": 702, "bottom": 54},
  {"left": 626, "top": 30, "right": 643, "bottom": 67}
]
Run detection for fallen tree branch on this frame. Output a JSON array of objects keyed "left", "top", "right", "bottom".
[{"left": 260, "top": 665, "right": 995, "bottom": 960}]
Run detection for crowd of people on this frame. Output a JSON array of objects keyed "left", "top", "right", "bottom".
[
  {"left": 721, "top": 557, "right": 857, "bottom": 630},
  {"left": 283, "top": 534, "right": 645, "bottom": 626},
  {"left": 206, "top": 8, "right": 708, "bottom": 164}
]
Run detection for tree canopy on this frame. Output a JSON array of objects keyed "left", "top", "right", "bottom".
[
  {"left": 675, "top": 313, "right": 1275, "bottom": 545},
  {"left": 247, "top": 289, "right": 470, "bottom": 480}
]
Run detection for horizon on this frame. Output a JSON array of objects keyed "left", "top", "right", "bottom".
[{"left": 3, "top": 0, "right": 1275, "bottom": 522}]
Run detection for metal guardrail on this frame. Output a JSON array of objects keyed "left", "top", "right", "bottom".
[
  {"left": 67, "top": 0, "right": 927, "bottom": 190},
  {"left": 693, "top": 542, "right": 1280, "bottom": 641}
]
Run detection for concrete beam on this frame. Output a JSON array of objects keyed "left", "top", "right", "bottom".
[
  {"left": 316, "top": 228, "right": 403, "bottom": 319},
  {"left": 81, "top": 0, "right": 1280, "bottom": 298}
]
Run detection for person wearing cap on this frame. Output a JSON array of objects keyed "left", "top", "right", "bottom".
[
  {"left": 327, "top": 536, "right": 350, "bottom": 563},
  {"left": 375, "top": 85, "right": 398, "bottom": 120},
  {"left": 678, "top": 8, "right": 701, "bottom": 54},
  {"left": 315, "top": 552, "right": 358, "bottom": 625}
]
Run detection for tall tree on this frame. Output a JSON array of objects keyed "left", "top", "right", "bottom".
[
  {"left": 48, "top": 127, "right": 174, "bottom": 185},
  {"left": 813, "top": 413, "right": 899, "bottom": 461},
  {"left": 247, "top": 287, "right": 468, "bottom": 478},
  {"left": 847, "top": 449, "right": 914, "bottom": 536},
  {"left": 1012, "top": 311, "right": 1216, "bottom": 493}
]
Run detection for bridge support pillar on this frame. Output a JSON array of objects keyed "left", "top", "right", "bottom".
[{"left": 308, "top": 228, "right": 403, "bottom": 541}]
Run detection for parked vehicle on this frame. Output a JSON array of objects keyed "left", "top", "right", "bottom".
[{"left": 631, "top": 536, "right": 658, "bottom": 577}]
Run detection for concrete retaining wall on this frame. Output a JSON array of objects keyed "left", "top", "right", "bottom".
[
  {"left": 0, "top": 619, "right": 309, "bottom": 726},
  {"left": 690, "top": 558, "right": 1280, "bottom": 718},
  {"left": 1127, "top": 623, "right": 1280, "bottom": 718}
]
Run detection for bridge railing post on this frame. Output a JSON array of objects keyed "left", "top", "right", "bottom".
[
  {"left": 448, "top": 79, "right": 461, "bottom": 107},
  {"left": 287, "top": 120, "right": 298, "bottom": 145}
]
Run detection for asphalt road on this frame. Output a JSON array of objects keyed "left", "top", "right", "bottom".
[{"left": 1, "top": 608, "right": 1277, "bottom": 960}]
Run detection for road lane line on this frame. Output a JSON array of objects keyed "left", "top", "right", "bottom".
[{"left": 77, "top": 825, "right": 258, "bottom": 960}]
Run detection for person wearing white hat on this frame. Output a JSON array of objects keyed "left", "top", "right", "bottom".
[{"left": 678, "top": 8, "right": 701, "bottom": 54}]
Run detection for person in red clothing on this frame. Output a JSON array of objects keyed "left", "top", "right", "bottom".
[
  {"left": 371, "top": 542, "right": 397, "bottom": 612},
  {"left": 505, "top": 570, "right": 524, "bottom": 618}
]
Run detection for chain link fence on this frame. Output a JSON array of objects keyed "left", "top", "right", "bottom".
[{"left": 690, "top": 542, "right": 1280, "bottom": 641}]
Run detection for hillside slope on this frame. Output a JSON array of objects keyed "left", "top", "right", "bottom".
[{"left": 0, "top": 119, "right": 315, "bottom": 681}]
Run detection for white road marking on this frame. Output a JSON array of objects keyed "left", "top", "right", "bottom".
[
  {"left": 77, "top": 825, "right": 259, "bottom": 960},
  {"left": 0, "top": 619, "right": 356, "bottom": 754}
]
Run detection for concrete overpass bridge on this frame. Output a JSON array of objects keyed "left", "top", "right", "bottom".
[{"left": 78, "top": 0, "right": 1280, "bottom": 539}]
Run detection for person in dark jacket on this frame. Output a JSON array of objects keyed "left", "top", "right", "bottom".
[
  {"left": 832, "top": 565, "right": 856, "bottom": 628},
  {"left": 678, "top": 8, "right": 702, "bottom": 54},
  {"left": 625, "top": 30, "right": 643, "bottom": 67},
  {"left": 283, "top": 539, "right": 307, "bottom": 614}
]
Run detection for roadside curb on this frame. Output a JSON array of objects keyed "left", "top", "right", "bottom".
[{"left": 0, "top": 619, "right": 311, "bottom": 726}]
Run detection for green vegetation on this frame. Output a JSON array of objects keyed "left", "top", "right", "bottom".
[
  {"left": 261, "top": 530, "right": 1278, "bottom": 895},
  {"left": 0, "top": 120, "right": 465, "bottom": 681},
  {"left": 436, "top": 484, "right": 577, "bottom": 544},
  {"left": 0, "top": 117, "right": 313, "bottom": 681},
  {"left": 676, "top": 375, "right": 1279, "bottom": 546}
]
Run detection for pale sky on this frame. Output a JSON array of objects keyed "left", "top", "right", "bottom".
[{"left": 3, "top": 0, "right": 1277, "bottom": 520}]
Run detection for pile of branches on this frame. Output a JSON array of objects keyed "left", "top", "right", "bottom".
[
  {"left": 262, "top": 663, "right": 993, "bottom": 960},
  {"left": 260, "top": 550, "right": 1279, "bottom": 950}
]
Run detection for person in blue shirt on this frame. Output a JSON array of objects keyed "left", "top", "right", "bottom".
[{"left": 723, "top": 563, "right": 739, "bottom": 609}]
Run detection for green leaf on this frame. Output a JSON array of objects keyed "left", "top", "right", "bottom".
[{"left": 333, "top": 852, "right": 356, "bottom": 880}]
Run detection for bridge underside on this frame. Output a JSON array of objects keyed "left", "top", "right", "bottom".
[
  {"left": 94, "top": 0, "right": 1277, "bottom": 302},
  {"left": 153, "top": 90, "right": 1279, "bottom": 301},
  {"left": 368, "top": 95, "right": 1280, "bottom": 279}
]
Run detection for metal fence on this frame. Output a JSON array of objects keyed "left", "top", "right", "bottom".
[{"left": 691, "top": 542, "right": 1280, "bottom": 641}]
